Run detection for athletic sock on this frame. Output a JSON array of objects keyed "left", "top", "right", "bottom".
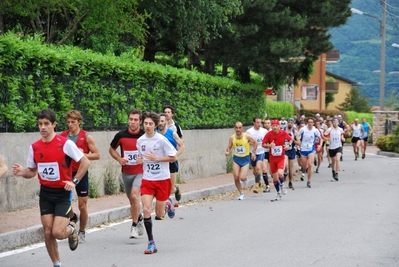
[
  {"left": 274, "top": 181, "right": 280, "bottom": 193},
  {"left": 279, "top": 177, "right": 285, "bottom": 185},
  {"left": 255, "top": 173, "right": 261, "bottom": 183},
  {"left": 53, "top": 261, "right": 62, "bottom": 267},
  {"left": 262, "top": 173, "right": 269, "bottom": 185},
  {"left": 144, "top": 217, "right": 153, "bottom": 241},
  {"left": 132, "top": 222, "right": 137, "bottom": 227}
]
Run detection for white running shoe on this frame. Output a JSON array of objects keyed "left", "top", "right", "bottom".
[
  {"left": 78, "top": 231, "right": 85, "bottom": 243},
  {"left": 263, "top": 185, "right": 270, "bottom": 193},
  {"left": 130, "top": 225, "right": 139, "bottom": 239},
  {"left": 238, "top": 192, "right": 245, "bottom": 200},
  {"left": 274, "top": 192, "right": 282, "bottom": 201},
  {"left": 280, "top": 184, "right": 287, "bottom": 195},
  {"left": 137, "top": 217, "right": 144, "bottom": 236}
]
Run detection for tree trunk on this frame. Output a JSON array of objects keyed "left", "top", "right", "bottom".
[
  {"left": 204, "top": 58, "right": 215, "bottom": 75},
  {"left": 222, "top": 63, "right": 228, "bottom": 77},
  {"left": 236, "top": 66, "right": 251, "bottom": 83},
  {"left": 143, "top": 35, "right": 157, "bottom": 62},
  {"left": 187, "top": 49, "right": 201, "bottom": 71},
  {"left": 0, "top": 12, "right": 4, "bottom": 34}
]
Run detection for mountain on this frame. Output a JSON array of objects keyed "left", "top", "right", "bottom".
[{"left": 328, "top": 0, "right": 399, "bottom": 106}]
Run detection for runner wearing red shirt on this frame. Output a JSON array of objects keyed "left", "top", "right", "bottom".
[{"left": 262, "top": 119, "right": 293, "bottom": 201}]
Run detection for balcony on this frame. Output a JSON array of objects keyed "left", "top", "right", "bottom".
[
  {"left": 325, "top": 81, "right": 339, "bottom": 93},
  {"left": 326, "top": 50, "right": 340, "bottom": 63}
]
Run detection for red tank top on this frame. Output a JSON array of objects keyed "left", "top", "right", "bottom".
[
  {"left": 32, "top": 135, "right": 73, "bottom": 188},
  {"left": 61, "top": 130, "right": 88, "bottom": 171}
]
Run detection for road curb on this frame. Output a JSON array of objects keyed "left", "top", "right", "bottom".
[
  {"left": 377, "top": 150, "right": 399, "bottom": 158},
  {"left": 0, "top": 180, "right": 250, "bottom": 253}
]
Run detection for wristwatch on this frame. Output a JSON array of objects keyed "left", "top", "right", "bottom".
[{"left": 72, "top": 178, "right": 80, "bottom": 185}]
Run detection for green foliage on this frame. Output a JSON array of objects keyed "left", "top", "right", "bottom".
[
  {"left": 88, "top": 177, "right": 100, "bottom": 198},
  {"left": 336, "top": 87, "right": 371, "bottom": 113},
  {"left": 103, "top": 166, "right": 118, "bottom": 195},
  {"left": 0, "top": 33, "right": 265, "bottom": 132},
  {"left": 375, "top": 132, "right": 399, "bottom": 153},
  {"left": 226, "top": 152, "right": 233, "bottom": 173},
  {"left": 345, "top": 111, "right": 373, "bottom": 125},
  {"left": 325, "top": 93, "right": 335, "bottom": 109},
  {"left": 265, "top": 100, "right": 294, "bottom": 119}
]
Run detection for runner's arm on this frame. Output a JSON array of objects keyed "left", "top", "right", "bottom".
[
  {"left": 173, "top": 131, "right": 185, "bottom": 158},
  {"left": 0, "top": 154, "right": 7, "bottom": 178}
]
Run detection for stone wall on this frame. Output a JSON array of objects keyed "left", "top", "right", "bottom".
[
  {"left": 372, "top": 111, "right": 399, "bottom": 142},
  {"left": 0, "top": 128, "right": 232, "bottom": 213}
]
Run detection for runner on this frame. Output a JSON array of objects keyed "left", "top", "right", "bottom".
[
  {"left": 225, "top": 122, "right": 257, "bottom": 200},
  {"left": 109, "top": 109, "right": 145, "bottom": 239},
  {"left": 346, "top": 118, "right": 364, "bottom": 161},
  {"left": 324, "top": 119, "right": 333, "bottom": 168},
  {"left": 0, "top": 154, "right": 7, "bottom": 178},
  {"left": 136, "top": 111, "right": 177, "bottom": 254},
  {"left": 284, "top": 118, "right": 300, "bottom": 189},
  {"left": 298, "top": 118, "right": 322, "bottom": 188},
  {"left": 361, "top": 117, "right": 373, "bottom": 159},
  {"left": 262, "top": 119, "right": 293, "bottom": 201},
  {"left": 324, "top": 118, "right": 345, "bottom": 181},
  {"left": 157, "top": 113, "right": 185, "bottom": 200},
  {"left": 61, "top": 110, "right": 100, "bottom": 243},
  {"left": 262, "top": 118, "right": 271, "bottom": 192},
  {"left": 314, "top": 120, "right": 326, "bottom": 173},
  {"left": 246, "top": 116, "right": 267, "bottom": 193},
  {"left": 337, "top": 114, "right": 346, "bottom": 161},
  {"left": 12, "top": 109, "right": 90, "bottom": 267}
]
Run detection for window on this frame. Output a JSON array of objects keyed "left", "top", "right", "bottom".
[{"left": 301, "top": 84, "right": 318, "bottom": 100}]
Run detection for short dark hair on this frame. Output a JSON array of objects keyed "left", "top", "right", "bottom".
[
  {"left": 128, "top": 108, "right": 141, "bottom": 120},
  {"left": 163, "top": 105, "right": 175, "bottom": 114},
  {"left": 38, "top": 109, "right": 56, "bottom": 123},
  {"left": 253, "top": 116, "right": 261, "bottom": 122},
  {"left": 142, "top": 111, "right": 160, "bottom": 125}
]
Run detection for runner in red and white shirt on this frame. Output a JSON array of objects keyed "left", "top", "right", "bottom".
[{"left": 262, "top": 119, "right": 293, "bottom": 201}]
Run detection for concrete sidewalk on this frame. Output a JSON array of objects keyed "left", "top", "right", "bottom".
[{"left": 0, "top": 145, "right": 392, "bottom": 253}]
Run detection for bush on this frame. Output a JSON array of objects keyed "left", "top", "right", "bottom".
[
  {"left": 88, "top": 177, "right": 100, "bottom": 198},
  {"left": 265, "top": 100, "right": 295, "bottom": 119},
  {"left": 103, "top": 166, "right": 118, "bottom": 195},
  {"left": 375, "top": 133, "right": 399, "bottom": 153}
]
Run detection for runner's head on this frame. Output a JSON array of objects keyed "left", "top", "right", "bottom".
[
  {"left": 271, "top": 119, "right": 280, "bottom": 133},
  {"left": 65, "top": 110, "right": 82, "bottom": 132},
  {"left": 263, "top": 118, "right": 271, "bottom": 130},
  {"left": 287, "top": 118, "right": 294, "bottom": 129},
  {"left": 158, "top": 113, "right": 167, "bottom": 132},
  {"left": 142, "top": 112, "right": 159, "bottom": 136},
  {"left": 253, "top": 116, "right": 262, "bottom": 130},
  {"left": 128, "top": 108, "right": 142, "bottom": 132},
  {"left": 234, "top": 122, "right": 244, "bottom": 135}
]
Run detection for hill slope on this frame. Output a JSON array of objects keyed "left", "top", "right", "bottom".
[{"left": 329, "top": 0, "right": 399, "bottom": 106}]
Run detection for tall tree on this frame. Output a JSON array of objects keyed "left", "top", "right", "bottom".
[
  {"left": 336, "top": 87, "right": 371, "bottom": 112},
  {"left": 0, "top": 0, "right": 147, "bottom": 47}
]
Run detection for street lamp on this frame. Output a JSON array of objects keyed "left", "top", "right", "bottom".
[{"left": 351, "top": 6, "right": 386, "bottom": 111}]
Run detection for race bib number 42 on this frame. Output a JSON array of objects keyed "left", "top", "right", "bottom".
[{"left": 38, "top": 162, "right": 60, "bottom": 181}]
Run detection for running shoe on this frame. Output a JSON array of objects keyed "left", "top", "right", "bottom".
[
  {"left": 238, "top": 192, "right": 245, "bottom": 200},
  {"left": 130, "top": 225, "right": 139, "bottom": 239},
  {"left": 288, "top": 182, "right": 293, "bottom": 189},
  {"left": 165, "top": 198, "right": 175, "bottom": 218},
  {"left": 300, "top": 173, "right": 305, "bottom": 181},
  {"left": 68, "top": 222, "right": 79, "bottom": 251},
  {"left": 362, "top": 154, "right": 365, "bottom": 159},
  {"left": 144, "top": 241, "right": 157, "bottom": 254},
  {"left": 175, "top": 185, "right": 182, "bottom": 201},
  {"left": 137, "top": 214, "right": 144, "bottom": 236},
  {"left": 307, "top": 181, "right": 311, "bottom": 188},
  {"left": 78, "top": 230, "right": 85, "bottom": 243},
  {"left": 280, "top": 183, "right": 287, "bottom": 195},
  {"left": 253, "top": 185, "right": 259, "bottom": 194},
  {"left": 332, "top": 170, "right": 336, "bottom": 178},
  {"left": 333, "top": 173, "right": 339, "bottom": 181},
  {"left": 328, "top": 163, "right": 331, "bottom": 168},
  {"left": 274, "top": 192, "right": 282, "bottom": 201},
  {"left": 70, "top": 213, "right": 78, "bottom": 224},
  {"left": 155, "top": 216, "right": 164, "bottom": 220},
  {"left": 263, "top": 185, "right": 270, "bottom": 193},
  {"left": 315, "top": 168, "right": 319, "bottom": 173}
]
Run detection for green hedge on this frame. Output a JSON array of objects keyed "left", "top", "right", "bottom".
[
  {"left": 265, "top": 100, "right": 295, "bottom": 119},
  {"left": 0, "top": 33, "right": 265, "bottom": 132}
]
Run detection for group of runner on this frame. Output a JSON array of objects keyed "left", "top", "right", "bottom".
[
  {"left": 226, "top": 114, "right": 373, "bottom": 201},
  {"left": 4, "top": 106, "right": 184, "bottom": 267}
]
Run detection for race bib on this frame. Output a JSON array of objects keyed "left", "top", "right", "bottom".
[
  {"left": 125, "top": 150, "right": 139, "bottom": 165},
  {"left": 146, "top": 162, "right": 161, "bottom": 175},
  {"left": 271, "top": 146, "right": 283, "bottom": 156},
  {"left": 235, "top": 146, "right": 246, "bottom": 155},
  {"left": 38, "top": 162, "right": 60, "bottom": 181}
]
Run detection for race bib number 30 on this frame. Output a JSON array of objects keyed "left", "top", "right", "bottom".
[
  {"left": 125, "top": 150, "right": 139, "bottom": 165},
  {"left": 271, "top": 146, "right": 283, "bottom": 156},
  {"left": 38, "top": 162, "right": 60, "bottom": 181}
]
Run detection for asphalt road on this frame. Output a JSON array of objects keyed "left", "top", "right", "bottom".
[{"left": 1, "top": 152, "right": 398, "bottom": 267}]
